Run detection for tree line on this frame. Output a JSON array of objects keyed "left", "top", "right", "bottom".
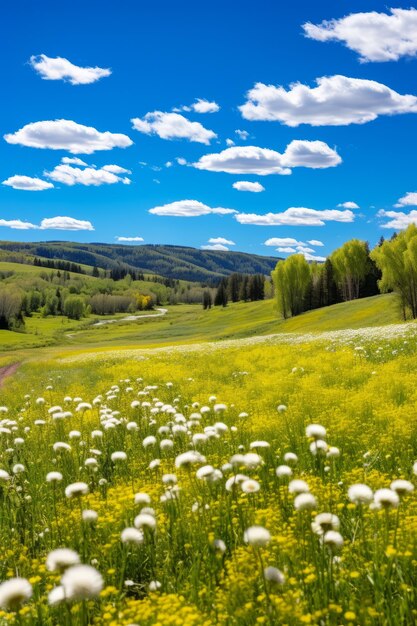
[
  {"left": 272, "top": 239, "right": 382, "bottom": 319},
  {"left": 204, "top": 273, "right": 269, "bottom": 309}
]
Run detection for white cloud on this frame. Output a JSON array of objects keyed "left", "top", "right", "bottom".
[
  {"left": 131, "top": 111, "right": 216, "bottom": 144},
  {"left": 378, "top": 209, "right": 417, "bottom": 229},
  {"left": 303, "top": 252, "right": 326, "bottom": 262},
  {"left": 226, "top": 138, "right": 235, "bottom": 146},
  {"left": 296, "top": 245, "right": 315, "bottom": 254},
  {"left": 307, "top": 239, "right": 324, "bottom": 246},
  {"left": 264, "top": 237, "right": 304, "bottom": 247},
  {"left": 176, "top": 157, "right": 187, "bottom": 165},
  {"left": 394, "top": 192, "right": 417, "bottom": 207},
  {"left": 193, "top": 141, "right": 341, "bottom": 175},
  {"left": 2, "top": 175, "right": 54, "bottom": 191},
  {"left": 165, "top": 161, "right": 173, "bottom": 168},
  {"left": 149, "top": 200, "right": 237, "bottom": 217},
  {"left": 201, "top": 243, "right": 229, "bottom": 251},
  {"left": 303, "top": 8, "right": 417, "bottom": 62},
  {"left": 239, "top": 75, "right": 417, "bottom": 126},
  {"left": 277, "top": 247, "right": 297, "bottom": 253},
  {"left": 61, "top": 156, "right": 88, "bottom": 166},
  {"left": 102, "top": 164, "right": 131, "bottom": 174},
  {"left": 338, "top": 201, "right": 359, "bottom": 209},
  {"left": 235, "top": 129, "right": 249, "bottom": 140},
  {"left": 232, "top": 181, "right": 265, "bottom": 192},
  {"left": 40, "top": 216, "right": 94, "bottom": 230},
  {"left": 0, "top": 219, "right": 38, "bottom": 230},
  {"left": 44, "top": 164, "right": 131, "bottom": 186},
  {"left": 116, "top": 236, "right": 144, "bottom": 242},
  {"left": 29, "top": 54, "right": 111, "bottom": 84},
  {"left": 4, "top": 120, "right": 133, "bottom": 154},
  {"left": 208, "top": 237, "right": 236, "bottom": 245},
  {"left": 0, "top": 216, "right": 94, "bottom": 230},
  {"left": 282, "top": 140, "right": 341, "bottom": 168},
  {"left": 192, "top": 99, "right": 220, "bottom": 113},
  {"left": 236, "top": 207, "right": 354, "bottom": 226}
]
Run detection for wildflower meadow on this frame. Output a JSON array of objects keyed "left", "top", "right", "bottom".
[{"left": 0, "top": 329, "right": 417, "bottom": 625}]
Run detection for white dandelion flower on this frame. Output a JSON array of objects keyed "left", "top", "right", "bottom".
[
  {"left": 111, "top": 451, "right": 127, "bottom": 462},
  {"left": 390, "top": 480, "right": 414, "bottom": 496},
  {"left": 323, "top": 530, "right": 344, "bottom": 552},
  {"left": 373, "top": 488, "right": 400, "bottom": 509},
  {"left": 46, "top": 548, "right": 80, "bottom": 572},
  {"left": 306, "top": 424, "right": 326, "bottom": 440},
  {"left": 82, "top": 509, "right": 98, "bottom": 523},
  {"left": 134, "top": 513, "right": 156, "bottom": 531},
  {"left": 121, "top": 527, "right": 144, "bottom": 545},
  {"left": 348, "top": 484, "right": 373, "bottom": 505},
  {"left": 276, "top": 465, "right": 292, "bottom": 478},
  {"left": 289, "top": 479, "right": 309, "bottom": 494},
  {"left": 46, "top": 471, "right": 63, "bottom": 483},
  {"left": 241, "top": 479, "right": 260, "bottom": 493},
  {"left": 0, "top": 578, "right": 32, "bottom": 611},
  {"left": 61, "top": 565, "right": 103, "bottom": 600},
  {"left": 294, "top": 493, "right": 317, "bottom": 511},
  {"left": 65, "top": 482, "right": 89, "bottom": 498},
  {"left": 312, "top": 513, "right": 340, "bottom": 535},
  {"left": 134, "top": 492, "right": 151, "bottom": 505},
  {"left": 244, "top": 526, "right": 271, "bottom": 547},
  {"left": 264, "top": 566, "right": 285, "bottom": 584}
]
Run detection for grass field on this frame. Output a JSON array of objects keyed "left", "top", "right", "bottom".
[
  {"left": 0, "top": 293, "right": 403, "bottom": 354},
  {"left": 1, "top": 314, "right": 417, "bottom": 624}
]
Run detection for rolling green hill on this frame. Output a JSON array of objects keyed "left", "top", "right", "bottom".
[
  {"left": 0, "top": 241, "right": 280, "bottom": 282},
  {"left": 0, "top": 293, "right": 403, "bottom": 354}
]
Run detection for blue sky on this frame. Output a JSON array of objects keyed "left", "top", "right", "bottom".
[{"left": 1, "top": 1, "right": 417, "bottom": 260}]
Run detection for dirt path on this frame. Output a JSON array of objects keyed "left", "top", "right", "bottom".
[{"left": 0, "top": 362, "right": 20, "bottom": 389}]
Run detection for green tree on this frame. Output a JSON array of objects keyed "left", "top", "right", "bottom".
[
  {"left": 272, "top": 254, "right": 311, "bottom": 319},
  {"left": 330, "top": 239, "right": 368, "bottom": 301},
  {"left": 63, "top": 295, "right": 86, "bottom": 320},
  {"left": 371, "top": 223, "right": 417, "bottom": 319}
]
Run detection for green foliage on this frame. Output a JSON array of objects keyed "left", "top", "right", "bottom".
[
  {"left": 330, "top": 239, "right": 369, "bottom": 301},
  {"left": 371, "top": 223, "right": 417, "bottom": 319},
  {"left": 272, "top": 254, "right": 311, "bottom": 318},
  {"left": 63, "top": 295, "right": 86, "bottom": 320},
  {"left": 0, "top": 241, "right": 280, "bottom": 282}
]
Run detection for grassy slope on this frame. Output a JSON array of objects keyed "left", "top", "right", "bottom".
[{"left": 0, "top": 293, "right": 403, "bottom": 354}]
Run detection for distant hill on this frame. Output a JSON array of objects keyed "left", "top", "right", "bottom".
[{"left": 0, "top": 241, "right": 281, "bottom": 283}]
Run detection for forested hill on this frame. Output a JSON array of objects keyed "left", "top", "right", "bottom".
[{"left": 0, "top": 241, "right": 280, "bottom": 283}]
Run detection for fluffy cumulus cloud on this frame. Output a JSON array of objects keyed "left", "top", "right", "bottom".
[
  {"left": 232, "top": 181, "right": 265, "bottom": 192},
  {"left": 338, "top": 201, "right": 360, "bottom": 209},
  {"left": 235, "top": 129, "right": 249, "bottom": 140},
  {"left": 149, "top": 200, "right": 237, "bottom": 217},
  {"left": 29, "top": 54, "right": 111, "bottom": 84},
  {"left": 0, "top": 216, "right": 94, "bottom": 230},
  {"left": 378, "top": 209, "right": 417, "bottom": 229},
  {"left": 277, "top": 246, "right": 297, "bottom": 253},
  {"left": 191, "top": 99, "right": 220, "bottom": 113},
  {"left": 44, "top": 164, "right": 131, "bottom": 186},
  {"left": 4, "top": 120, "right": 133, "bottom": 154},
  {"left": 236, "top": 207, "right": 354, "bottom": 226},
  {"left": 0, "top": 219, "right": 38, "bottom": 230},
  {"left": 394, "top": 192, "right": 417, "bottom": 207},
  {"left": 115, "top": 236, "right": 144, "bottom": 242},
  {"left": 302, "top": 8, "right": 417, "bottom": 63},
  {"left": 264, "top": 237, "right": 305, "bottom": 247},
  {"left": 193, "top": 141, "right": 341, "bottom": 176},
  {"left": 201, "top": 243, "right": 230, "bottom": 251},
  {"left": 131, "top": 112, "right": 216, "bottom": 144},
  {"left": 40, "top": 216, "right": 94, "bottom": 230},
  {"left": 303, "top": 252, "right": 326, "bottom": 262},
  {"left": 2, "top": 175, "right": 54, "bottom": 191},
  {"left": 61, "top": 156, "right": 88, "bottom": 166},
  {"left": 239, "top": 75, "right": 417, "bottom": 126},
  {"left": 307, "top": 239, "right": 324, "bottom": 246},
  {"left": 207, "top": 237, "right": 236, "bottom": 245}
]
